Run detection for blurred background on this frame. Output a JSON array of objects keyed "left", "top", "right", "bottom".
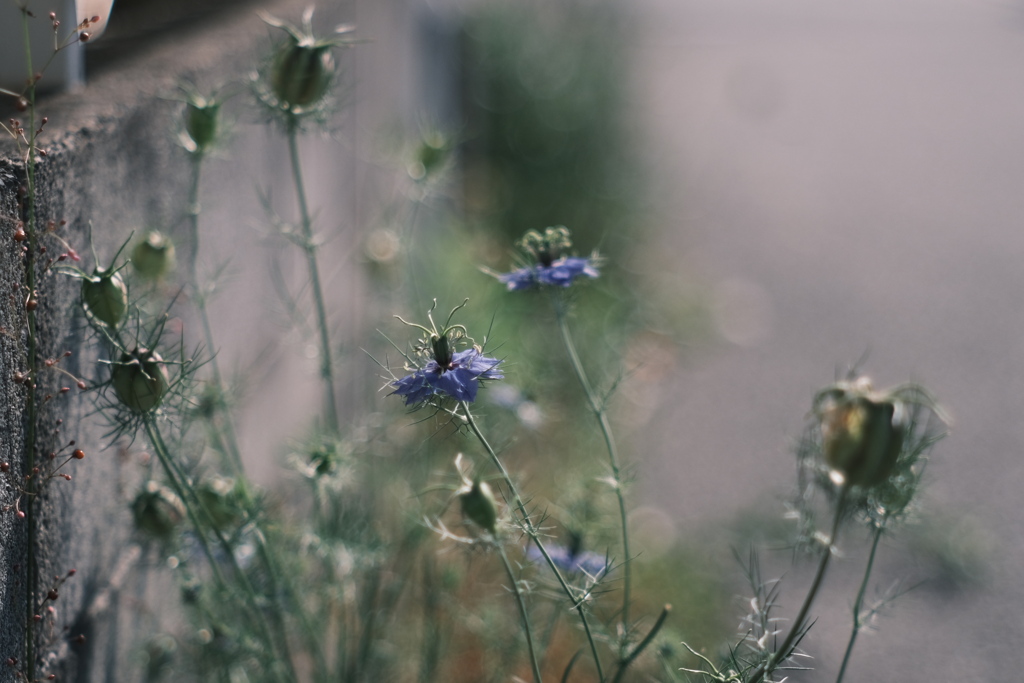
[{"left": 17, "top": 0, "right": 1022, "bottom": 679}]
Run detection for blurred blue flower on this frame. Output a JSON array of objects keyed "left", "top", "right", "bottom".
[
  {"left": 496, "top": 256, "right": 600, "bottom": 291},
  {"left": 527, "top": 542, "right": 609, "bottom": 578},
  {"left": 392, "top": 348, "right": 503, "bottom": 405}
]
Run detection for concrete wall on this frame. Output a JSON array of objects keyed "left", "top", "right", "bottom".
[{"left": 0, "top": 0, "right": 433, "bottom": 678}]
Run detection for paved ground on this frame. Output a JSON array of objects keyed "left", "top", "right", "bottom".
[{"left": 627, "top": 0, "right": 1024, "bottom": 678}]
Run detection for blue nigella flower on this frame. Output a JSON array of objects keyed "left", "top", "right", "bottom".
[
  {"left": 392, "top": 347, "right": 503, "bottom": 405},
  {"left": 491, "top": 226, "right": 600, "bottom": 291},
  {"left": 390, "top": 300, "right": 503, "bottom": 406},
  {"left": 498, "top": 256, "right": 600, "bottom": 291},
  {"left": 526, "top": 537, "right": 610, "bottom": 578}
]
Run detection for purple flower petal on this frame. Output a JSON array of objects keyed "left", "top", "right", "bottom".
[
  {"left": 497, "top": 266, "right": 538, "bottom": 291},
  {"left": 493, "top": 256, "right": 599, "bottom": 291},
  {"left": 431, "top": 366, "right": 479, "bottom": 402},
  {"left": 391, "top": 371, "right": 434, "bottom": 405},
  {"left": 390, "top": 344, "right": 503, "bottom": 407},
  {"left": 526, "top": 542, "right": 609, "bottom": 577},
  {"left": 536, "top": 256, "right": 600, "bottom": 287},
  {"left": 455, "top": 348, "right": 505, "bottom": 380}
]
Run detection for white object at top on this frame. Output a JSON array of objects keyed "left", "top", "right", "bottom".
[{"left": 0, "top": 0, "right": 114, "bottom": 96}]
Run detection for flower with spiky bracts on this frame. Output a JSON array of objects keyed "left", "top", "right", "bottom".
[
  {"left": 177, "top": 83, "right": 233, "bottom": 156},
  {"left": 253, "top": 7, "right": 355, "bottom": 120},
  {"left": 389, "top": 300, "right": 503, "bottom": 407},
  {"left": 489, "top": 226, "right": 600, "bottom": 291},
  {"left": 811, "top": 376, "right": 948, "bottom": 490}
]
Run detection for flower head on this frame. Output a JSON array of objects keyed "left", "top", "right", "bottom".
[
  {"left": 389, "top": 300, "right": 503, "bottom": 407},
  {"left": 254, "top": 8, "right": 355, "bottom": 119},
  {"left": 526, "top": 536, "right": 609, "bottom": 578},
  {"left": 811, "top": 377, "right": 947, "bottom": 489},
  {"left": 177, "top": 84, "right": 232, "bottom": 155},
  {"left": 491, "top": 226, "right": 600, "bottom": 291}
]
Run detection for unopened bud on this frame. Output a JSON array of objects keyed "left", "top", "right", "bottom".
[
  {"left": 459, "top": 479, "right": 498, "bottom": 534},
  {"left": 82, "top": 269, "right": 127, "bottom": 327},
  {"left": 111, "top": 348, "right": 168, "bottom": 413},
  {"left": 132, "top": 482, "right": 186, "bottom": 539},
  {"left": 196, "top": 476, "right": 243, "bottom": 529},
  {"left": 184, "top": 100, "right": 220, "bottom": 152},
  {"left": 271, "top": 38, "right": 335, "bottom": 111},
  {"left": 818, "top": 391, "right": 906, "bottom": 488},
  {"left": 131, "top": 231, "right": 175, "bottom": 280}
]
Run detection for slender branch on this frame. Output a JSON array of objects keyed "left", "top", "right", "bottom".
[
  {"left": 185, "top": 153, "right": 248, "bottom": 478},
  {"left": 552, "top": 295, "right": 632, "bottom": 653},
  {"left": 836, "top": 525, "right": 883, "bottom": 683},
  {"left": 497, "top": 543, "right": 544, "bottom": 683},
  {"left": 186, "top": 151, "right": 330, "bottom": 681},
  {"left": 610, "top": 604, "right": 672, "bottom": 683},
  {"left": 20, "top": 9, "right": 39, "bottom": 680},
  {"left": 461, "top": 403, "right": 605, "bottom": 681},
  {"left": 285, "top": 116, "right": 339, "bottom": 434},
  {"left": 142, "top": 417, "right": 226, "bottom": 587},
  {"left": 749, "top": 486, "right": 848, "bottom": 683},
  {"left": 144, "top": 417, "right": 299, "bottom": 683}
]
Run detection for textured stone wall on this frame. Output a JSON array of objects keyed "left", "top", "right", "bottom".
[{"left": 0, "top": 0, "right": 395, "bottom": 678}]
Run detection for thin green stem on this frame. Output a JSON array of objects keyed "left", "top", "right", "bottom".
[
  {"left": 20, "top": 9, "right": 39, "bottom": 680},
  {"left": 750, "top": 486, "right": 848, "bottom": 683},
  {"left": 461, "top": 402, "right": 605, "bottom": 681},
  {"left": 185, "top": 154, "right": 247, "bottom": 478},
  {"left": 552, "top": 297, "right": 632, "bottom": 650},
  {"left": 185, "top": 152, "right": 329, "bottom": 681},
  {"left": 836, "top": 525, "right": 883, "bottom": 683},
  {"left": 610, "top": 604, "right": 671, "bottom": 683},
  {"left": 497, "top": 543, "right": 544, "bottom": 683},
  {"left": 144, "top": 417, "right": 298, "bottom": 683},
  {"left": 142, "top": 417, "right": 226, "bottom": 587},
  {"left": 285, "top": 116, "right": 339, "bottom": 434}
]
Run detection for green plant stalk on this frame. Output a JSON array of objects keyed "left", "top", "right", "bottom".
[
  {"left": 552, "top": 296, "right": 632, "bottom": 651},
  {"left": 257, "top": 541, "right": 331, "bottom": 683},
  {"left": 141, "top": 417, "right": 228, "bottom": 586},
  {"left": 750, "top": 486, "right": 849, "bottom": 683},
  {"left": 285, "top": 115, "right": 339, "bottom": 434},
  {"left": 143, "top": 416, "right": 298, "bottom": 683},
  {"left": 420, "top": 558, "right": 442, "bottom": 683},
  {"left": 461, "top": 403, "right": 605, "bottom": 681},
  {"left": 609, "top": 604, "right": 671, "bottom": 683},
  {"left": 185, "top": 154, "right": 246, "bottom": 478},
  {"left": 184, "top": 155, "right": 331, "bottom": 682},
  {"left": 835, "top": 524, "right": 883, "bottom": 683},
  {"left": 497, "top": 543, "right": 544, "bottom": 683},
  {"left": 20, "top": 9, "right": 39, "bottom": 680}
]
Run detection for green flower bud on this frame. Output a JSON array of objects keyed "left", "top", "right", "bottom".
[
  {"left": 820, "top": 394, "right": 905, "bottom": 488},
  {"left": 408, "top": 131, "right": 451, "bottom": 180},
  {"left": 185, "top": 101, "right": 220, "bottom": 152},
  {"left": 133, "top": 482, "right": 186, "bottom": 540},
  {"left": 271, "top": 39, "right": 335, "bottom": 111},
  {"left": 196, "top": 476, "right": 244, "bottom": 530},
  {"left": 132, "top": 231, "right": 176, "bottom": 280},
  {"left": 112, "top": 348, "right": 168, "bottom": 414},
  {"left": 459, "top": 479, "right": 498, "bottom": 534},
  {"left": 308, "top": 440, "right": 342, "bottom": 477},
  {"left": 82, "top": 269, "right": 127, "bottom": 327}
]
